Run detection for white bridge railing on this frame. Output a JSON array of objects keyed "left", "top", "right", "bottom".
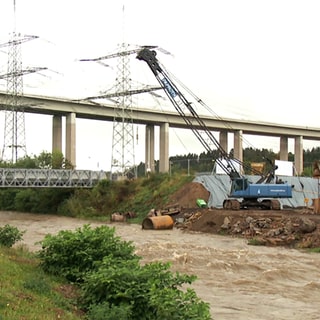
[{"left": 0, "top": 169, "right": 108, "bottom": 188}]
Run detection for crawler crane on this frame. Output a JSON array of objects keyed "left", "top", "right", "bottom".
[{"left": 137, "top": 48, "right": 292, "bottom": 210}]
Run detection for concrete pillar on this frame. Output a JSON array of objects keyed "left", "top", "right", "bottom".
[
  {"left": 233, "top": 130, "right": 243, "bottom": 162},
  {"left": 52, "top": 115, "right": 62, "bottom": 153},
  {"left": 234, "top": 130, "right": 243, "bottom": 173},
  {"left": 219, "top": 130, "right": 228, "bottom": 152},
  {"left": 279, "top": 136, "right": 288, "bottom": 161},
  {"left": 294, "top": 135, "right": 303, "bottom": 175},
  {"left": 66, "top": 112, "right": 76, "bottom": 168},
  {"left": 145, "top": 124, "right": 155, "bottom": 173},
  {"left": 159, "top": 122, "right": 169, "bottom": 173}
]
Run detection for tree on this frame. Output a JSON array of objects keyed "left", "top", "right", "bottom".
[{"left": 35, "top": 151, "right": 74, "bottom": 169}]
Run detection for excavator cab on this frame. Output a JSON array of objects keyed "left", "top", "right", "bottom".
[{"left": 231, "top": 177, "right": 249, "bottom": 192}]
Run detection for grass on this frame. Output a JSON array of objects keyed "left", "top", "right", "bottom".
[
  {"left": 247, "top": 237, "right": 267, "bottom": 246},
  {"left": 0, "top": 245, "right": 83, "bottom": 320},
  {"left": 308, "top": 247, "right": 320, "bottom": 253}
]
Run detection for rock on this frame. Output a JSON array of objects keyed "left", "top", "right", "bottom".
[
  {"left": 298, "top": 218, "right": 316, "bottom": 233},
  {"left": 111, "top": 213, "right": 126, "bottom": 222},
  {"left": 221, "top": 216, "right": 231, "bottom": 229}
]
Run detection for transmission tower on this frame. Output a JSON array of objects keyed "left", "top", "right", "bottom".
[
  {"left": 80, "top": 44, "right": 163, "bottom": 179},
  {"left": 109, "top": 42, "right": 136, "bottom": 179},
  {"left": 80, "top": 44, "right": 166, "bottom": 178},
  {"left": 0, "top": 1, "right": 45, "bottom": 163}
]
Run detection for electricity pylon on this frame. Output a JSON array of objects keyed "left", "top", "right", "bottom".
[
  {"left": 80, "top": 44, "right": 162, "bottom": 179},
  {"left": 0, "top": 34, "right": 45, "bottom": 162},
  {"left": 0, "top": 1, "right": 46, "bottom": 163},
  {"left": 109, "top": 42, "right": 136, "bottom": 179}
]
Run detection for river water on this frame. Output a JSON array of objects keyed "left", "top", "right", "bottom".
[{"left": 1, "top": 211, "right": 320, "bottom": 320}]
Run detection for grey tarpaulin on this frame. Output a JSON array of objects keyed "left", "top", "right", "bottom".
[{"left": 193, "top": 174, "right": 320, "bottom": 208}]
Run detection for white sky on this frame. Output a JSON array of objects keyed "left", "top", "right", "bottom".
[{"left": 0, "top": 0, "right": 320, "bottom": 170}]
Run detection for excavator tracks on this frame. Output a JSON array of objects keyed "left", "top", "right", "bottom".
[
  {"left": 223, "top": 199, "right": 281, "bottom": 210},
  {"left": 223, "top": 199, "right": 241, "bottom": 210}
]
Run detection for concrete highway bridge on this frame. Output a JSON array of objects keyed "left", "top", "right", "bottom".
[{"left": 0, "top": 92, "right": 320, "bottom": 176}]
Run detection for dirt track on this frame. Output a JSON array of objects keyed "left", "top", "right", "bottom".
[{"left": 1, "top": 211, "right": 320, "bottom": 320}]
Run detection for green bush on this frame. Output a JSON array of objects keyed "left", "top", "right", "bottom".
[
  {"left": 57, "top": 189, "right": 93, "bottom": 217},
  {"left": 37, "top": 224, "right": 138, "bottom": 282},
  {"left": 0, "top": 189, "right": 19, "bottom": 210},
  {"left": 0, "top": 224, "right": 25, "bottom": 247},
  {"left": 37, "top": 224, "right": 212, "bottom": 319},
  {"left": 14, "top": 189, "right": 40, "bottom": 212},
  {"left": 81, "top": 257, "right": 211, "bottom": 320}
]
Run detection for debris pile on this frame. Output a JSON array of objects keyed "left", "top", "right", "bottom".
[{"left": 159, "top": 207, "right": 320, "bottom": 248}]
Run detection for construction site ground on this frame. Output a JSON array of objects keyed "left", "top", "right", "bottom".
[{"left": 165, "top": 182, "right": 320, "bottom": 249}]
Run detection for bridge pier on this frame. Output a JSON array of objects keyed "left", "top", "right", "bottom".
[
  {"left": 52, "top": 115, "right": 62, "bottom": 153},
  {"left": 219, "top": 130, "right": 228, "bottom": 151},
  {"left": 280, "top": 136, "right": 288, "bottom": 160},
  {"left": 279, "top": 135, "right": 304, "bottom": 174},
  {"left": 65, "top": 113, "right": 76, "bottom": 168},
  {"left": 294, "top": 136, "right": 303, "bottom": 174},
  {"left": 145, "top": 124, "right": 155, "bottom": 174},
  {"left": 234, "top": 130, "right": 243, "bottom": 173},
  {"left": 159, "top": 123, "right": 169, "bottom": 173},
  {"left": 52, "top": 113, "right": 76, "bottom": 168}
]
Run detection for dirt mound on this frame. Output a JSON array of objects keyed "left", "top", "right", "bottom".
[{"left": 168, "top": 182, "right": 210, "bottom": 208}]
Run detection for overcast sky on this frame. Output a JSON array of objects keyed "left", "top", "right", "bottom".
[{"left": 0, "top": 0, "right": 320, "bottom": 170}]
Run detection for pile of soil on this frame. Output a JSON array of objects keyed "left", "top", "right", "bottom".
[{"left": 167, "top": 182, "right": 320, "bottom": 248}]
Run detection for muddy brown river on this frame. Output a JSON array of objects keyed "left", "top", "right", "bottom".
[{"left": 1, "top": 211, "right": 320, "bottom": 320}]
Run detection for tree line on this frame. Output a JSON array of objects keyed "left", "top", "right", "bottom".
[
  {"left": 135, "top": 146, "right": 320, "bottom": 177},
  {"left": 1, "top": 147, "right": 320, "bottom": 177}
]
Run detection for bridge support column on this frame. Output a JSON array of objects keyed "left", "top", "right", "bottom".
[
  {"left": 279, "top": 136, "right": 288, "bottom": 161},
  {"left": 159, "top": 123, "right": 169, "bottom": 173},
  {"left": 145, "top": 125, "right": 155, "bottom": 174},
  {"left": 52, "top": 115, "right": 62, "bottom": 153},
  {"left": 66, "top": 113, "right": 76, "bottom": 168},
  {"left": 294, "top": 136, "right": 303, "bottom": 175},
  {"left": 234, "top": 130, "right": 243, "bottom": 173},
  {"left": 219, "top": 130, "right": 228, "bottom": 152}
]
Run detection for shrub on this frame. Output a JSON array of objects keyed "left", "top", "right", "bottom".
[
  {"left": 0, "top": 224, "right": 25, "bottom": 247},
  {"left": 0, "top": 189, "right": 19, "bottom": 210},
  {"left": 81, "top": 258, "right": 211, "bottom": 320},
  {"left": 37, "top": 224, "right": 138, "bottom": 282},
  {"left": 14, "top": 189, "right": 40, "bottom": 212},
  {"left": 37, "top": 223, "right": 212, "bottom": 319}
]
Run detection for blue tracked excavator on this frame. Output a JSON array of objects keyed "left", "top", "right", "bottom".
[{"left": 137, "top": 48, "right": 293, "bottom": 210}]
